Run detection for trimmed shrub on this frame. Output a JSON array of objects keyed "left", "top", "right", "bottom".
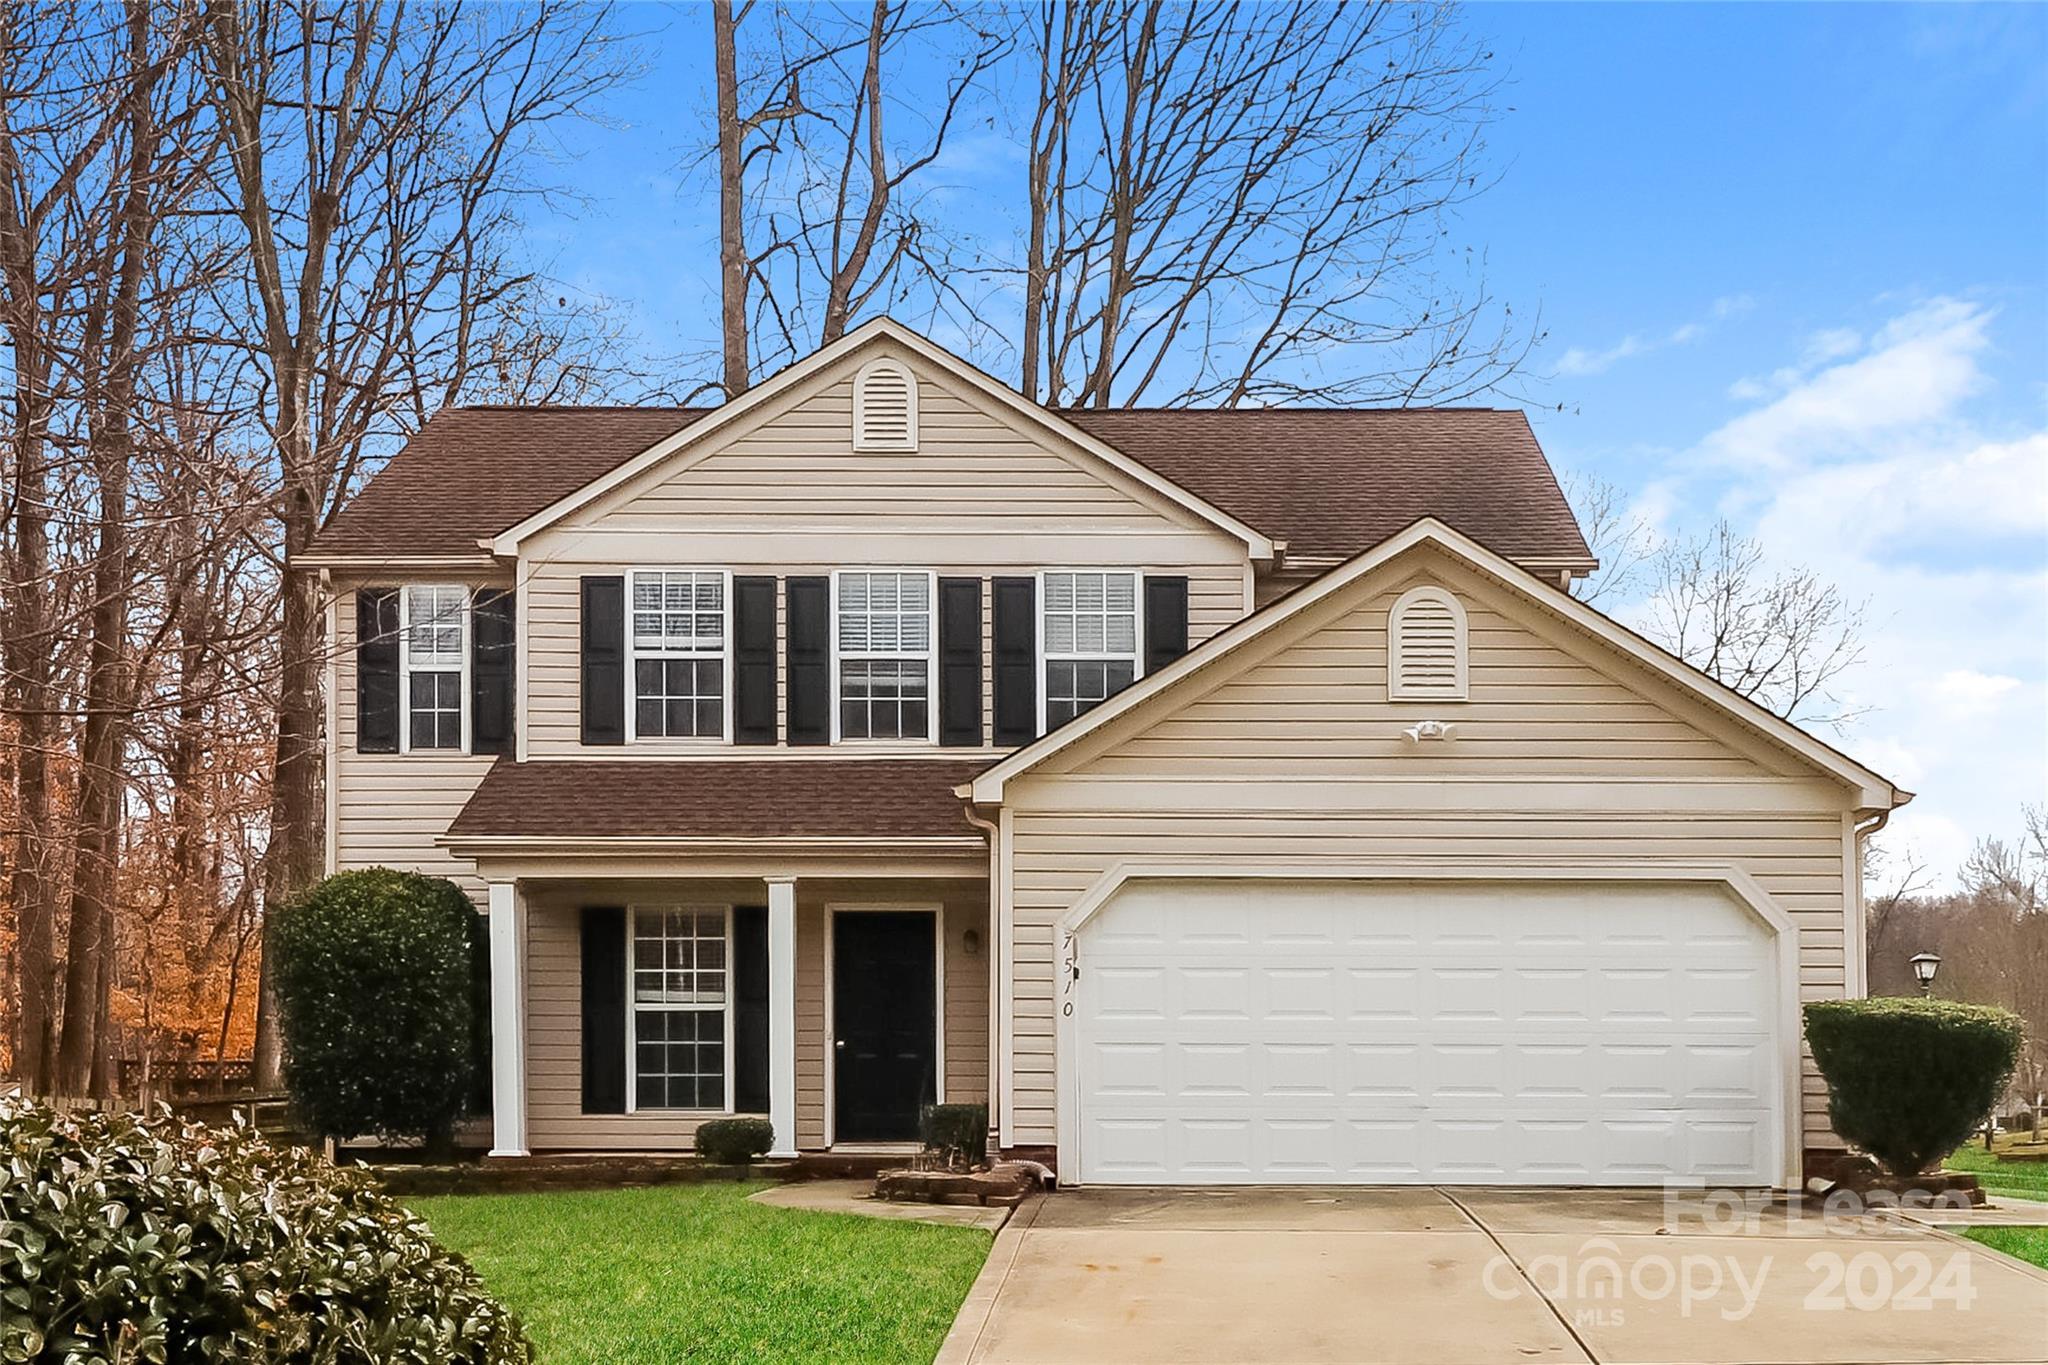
[
  {"left": 920, "top": 1103, "right": 989, "bottom": 1170},
  {"left": 1804, "top": 998, "right": 2024, "bottom": 1176},
  {"left": 0, "top": 1098, "right": 530, "bottom": 1363},
  {"left": 272, "top": 868, "right": 483, "bottom": 1149},
  {"left": 695, "top": 1116, "right": 775, "bottom": 1165}
]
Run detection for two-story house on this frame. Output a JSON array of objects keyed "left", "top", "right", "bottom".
[{"left": 302, "top": 319, "right": 1905, "bottom": 1187}]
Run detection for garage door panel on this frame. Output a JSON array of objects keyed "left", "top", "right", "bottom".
[{"left": 1074, "top": 879, "right": 1783, "bottom": 1186}]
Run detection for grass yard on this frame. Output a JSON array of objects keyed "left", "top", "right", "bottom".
[
  {"left": 1945, "top": 1137, "right": 2048, "bottom": 1203},
  {"left": 412, "top": 1182, "right": 991, "bottom": 1365},
  {"left": 1962, "top": 1226, "right": 2048, "bottom": 1271}
]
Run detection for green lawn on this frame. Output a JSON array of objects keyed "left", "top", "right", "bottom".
[
  {"left": 1945, "top": 1138, "right": 2048, "bottom": 1202},
  {"left": 412, "top": 1183, "right": 991, "bottom": 1365},
  {"left": 1963, "top": 1226, "right": 2048, "bottom": 1270}
]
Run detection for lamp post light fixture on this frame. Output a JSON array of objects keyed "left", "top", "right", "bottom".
[{"left": 1909, "top": 951, "right": 1941, "bottom": 997}]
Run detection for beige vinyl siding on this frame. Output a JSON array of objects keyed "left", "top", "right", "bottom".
[
  {"left": 515, "top": 343, "right": 1250, "bottom": 757},
  {"left": 330, "top": 577, "right": 506, "bottom": 904},
  {"left": 522, "top": 560, "right": 1245, "bottom": 757},
  {"left": 524, "top": 880, "right": 988, "bottom": 1153},
  {"left": 603, "top": 357, "right": 1207, "bottom": 531},
  {"left": 1000, "top": 552, "right": 1859, "bottom": 1151}
]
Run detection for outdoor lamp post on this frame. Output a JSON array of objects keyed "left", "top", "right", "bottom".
[{"left": 1909, "top": 951, "right": 1941, "bottom": 996}]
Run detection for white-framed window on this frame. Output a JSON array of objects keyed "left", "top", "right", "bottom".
[
  {"left": 833, "top": 570, "right": 935, "bottom": 742},
  {"left": 628, "top": 569, "right": 729, "bottom": 741},
  {"left": 1040, "top": 569, "right": 1140, "bottom": 729},
  {"left": 627, "top": 905, "right": 733, "bottom": 1112},
  {"left": 1387, "top": 584, "right": 1469, "bottom": 701},
  {"left": 400, "top": 584, "right": 467, "bottom": 752}
]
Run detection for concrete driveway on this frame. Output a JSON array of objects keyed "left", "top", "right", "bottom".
[{"left": 939, "top": 1187, "right": 2048, "bottom": 1364}]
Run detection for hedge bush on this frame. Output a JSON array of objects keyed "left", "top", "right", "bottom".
[
  {"left": 920, "top": 1103, "right": 989, "bottom": 1170},
  {"left": 694, "top": 1116, "right": 775, "bottom": 1165},
  {"left": 1804, "top": 997, "right": 2024, "bottom": 1176},
  {"left": 0, "top": 1098, "right": 530, "bottom": 1363},
  {"left": 272, "top": 869, "right": 483, "bottom": 1150}
]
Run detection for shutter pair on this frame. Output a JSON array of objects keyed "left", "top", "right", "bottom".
[
  {"left": 579, "top": 575, "right": 996, "bottom": 747},
  {"left": 580, "top": 575, "right": 781, "bottom": 745},
  {"left": 580, "top": 906, "right": 770, "bottom": 1115},
  {"left": 990, "top": 575, "right": 1190, "bottom": 745},
  {"left": 354, "top": 587, "right": 514, "bottom": 754}
]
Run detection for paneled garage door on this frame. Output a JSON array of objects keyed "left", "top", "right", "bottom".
[{"left": 1072, "top": 878, "right": 1784, "bottom": 1186}]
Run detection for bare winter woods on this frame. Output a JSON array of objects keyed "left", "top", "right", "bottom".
[
  {"left": 0, "top": 0, "right": 640, "bottom": 1097},
  {"left": 2, "top": 0, "right": 1537, "bottom": 1099}
]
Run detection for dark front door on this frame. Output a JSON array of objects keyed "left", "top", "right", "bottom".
[{"left": 833, "top": 911, "right": 937, "bottom": 1142}]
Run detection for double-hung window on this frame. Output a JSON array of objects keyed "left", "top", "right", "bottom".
[
  {"left": 628, "top": 906, "right": 731, "bottom": 1111},
  {"left": 631, "top": 569, "right": 727, "bottom": 740},
  {"left": 1042, "top": 570, "right": 1139, "bottom": 728},
  {"left": 401, "top": 584, "right": 466, "bottom": 751},
  {"left": 835, "top": 570, "right": 934, "bottom": 741}
]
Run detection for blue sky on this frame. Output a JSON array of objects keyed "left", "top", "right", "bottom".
[{"left": 539, "top": 2, "right": 2047, "bottom": 887}]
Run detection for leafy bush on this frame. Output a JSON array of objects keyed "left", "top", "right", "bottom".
[
  {"left": 0, "top": 1098, "right": 530, "bottom": 1363},
  {"left": 695, "top": 1117, "right": 775, "bottom": 1165},
  {"left": 920, "top": 1103, "right": 989, "bottom": 1170},
  {"left": 272, "top": 869, "right": 484, "bottom": 1149},
  {"left": 1804, "top": 998, "right": 2024, "bottom": 1176}
]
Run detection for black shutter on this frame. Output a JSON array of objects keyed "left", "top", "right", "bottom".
[
  {"left": 471, "top": 587, "right": 516, "bottom": 755},
  {"left": 938, "top": 577, "right": 983, "bottom": 747},
  {"left": 355, "top": 587, "right": 400, "bottom": 753},
  {"left": 732, "top": 906, "right": 769, "bottom": 1113},
  {"left": 992, "top": 576, "right": 1037, "bottom": 746},
  {"left": 733, "top": 576, "right": 778, "bottom": 745},
  {"left": 580, "top": 907, "right": 627, "bottom": 1114},
  {"left": 785, "top": 575, "right": 830, "bottom": 745},
  {"left": 1143, "top": 575, "right": 1190, "bottom": 676},
  {"left": 580, "top": 576, "right": 625, "bottom": 745}
]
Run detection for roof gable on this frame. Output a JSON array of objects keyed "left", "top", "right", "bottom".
[
  {"left": 968, "top": 519, "right": 1903, "bottom": 811},
  {"left": 490, "top": 319, "right": 1274, "bottom": 558},
  {"left": 552, "top": 341, "right": 1245, "bottom": 540}
]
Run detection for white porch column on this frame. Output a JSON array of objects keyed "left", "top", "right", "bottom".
[
  {"left": 766, "top": 875, "right": 799, "bottom": 1158},
  {"left": 486, "top": 880, "right": 529, "bottom": 1158}
]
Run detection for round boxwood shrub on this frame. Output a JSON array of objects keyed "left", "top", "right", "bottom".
[
  {"left": 694, "top": 1116, "right": 775, "bottom": 1165},
  {"left": 1803, "top": 997, "right": 2024, "bottom": 1176},
  {"left": 0, "top": 1098, "right": 530, "bottom": 1363},
  {"left": 273, "top": 869, "right": 483, "bottom": 1150}
]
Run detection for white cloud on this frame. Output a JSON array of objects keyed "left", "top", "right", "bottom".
[
  {"left": 1624, "top": 296, "right": 2047, "bottom": 890},
  {"left": 1555, "top": 297, "right": 1751, "bottom": 377}
]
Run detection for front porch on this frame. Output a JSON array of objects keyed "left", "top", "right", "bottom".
[{"left": 483, "top": 869, "right": 990, "bottom": 1159}]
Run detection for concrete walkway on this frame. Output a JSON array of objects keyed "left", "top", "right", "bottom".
[{"left": 939, "top": 1187, "right": 2048, "bottom": 1364}]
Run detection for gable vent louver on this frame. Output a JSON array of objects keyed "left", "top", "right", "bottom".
[
  {"left": 1388, "top": 585, "right": 1468, "bottom": 701},
  {"left": 853, "top": 357, "right": 918, "bottom": 451}
]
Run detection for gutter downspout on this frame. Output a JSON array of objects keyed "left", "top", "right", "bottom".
[
  {"left": 961, "top": 799, "right": 1000, "bottom": 1158},
  {"left": 1849, "top": 807, "right": 1895, "bottom": 999}
]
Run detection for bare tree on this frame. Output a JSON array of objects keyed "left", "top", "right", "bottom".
[
  {"left": 1963, "top": 805, "right": 2047, "bottom": 915},
  {"left": 1018, "top": 0, "right": 1528, "bottom": 408},
  {"left": 197, "top": 0, "right": 632, "bottom": 1084},
  {"left": 1640, "top": 520, "right": 1867, "bottom": 727},
  {"left": 709, "top": 0, "right": 1006, "bottom": 389},
  {"left": 1561, "top": 472, "right": 1650, "bottom": 606}
]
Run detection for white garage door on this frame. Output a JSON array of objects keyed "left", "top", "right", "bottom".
[{"left": 1072, "top": 878, "right": 1783, "bottom": 1186}]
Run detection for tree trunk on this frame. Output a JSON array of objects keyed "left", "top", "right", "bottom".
[
  {"left": 253, "top": 516, "right": 324, "bottom": 1088},
  {"left": 713, "top": 0, "right": 749, "bottom": 397}
]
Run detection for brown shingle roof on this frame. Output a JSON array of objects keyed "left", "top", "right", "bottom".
[
  {"left": 307, "top": 403, "right": 1591, "bottom": 567},
  {"left": 444, "top": 758, "right": 987, "bottom": 842}
]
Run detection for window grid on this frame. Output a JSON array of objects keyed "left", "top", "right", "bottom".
[
  {"left": 1042, "top": 571, "right": 1139, "bottom": 728},
  {"left": 629, "top": 906, "right": 730, "bottom": 1112},
  {"left": 836, "top": 571, "right": 933, "bottom": 741},
  {"left": 630, "top": 570, "right": 727, "bottom": 740},
  {"left": 401, "top": 585, "right": 465, "bottom": 752}
]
